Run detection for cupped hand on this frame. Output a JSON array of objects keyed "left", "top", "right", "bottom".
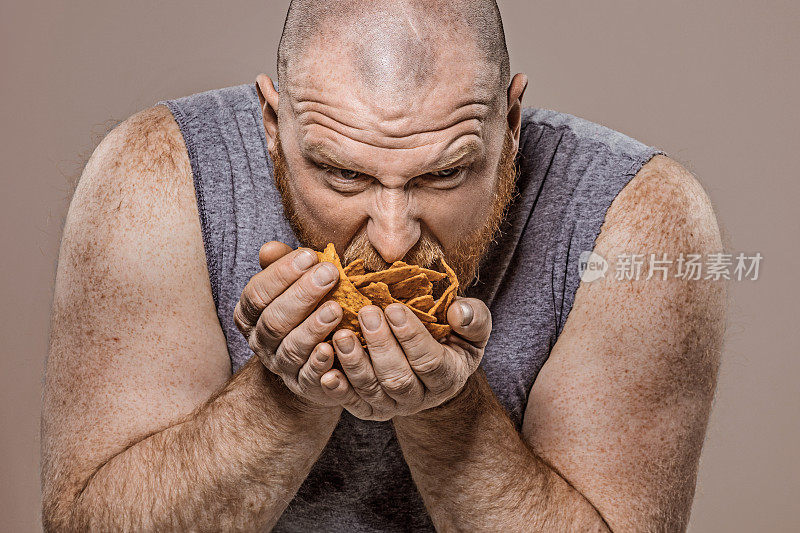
[
  {"left": 233, "top": 241, "right": 345, "bottom": 409},
  {"left": 318, "top": 297, "right": 492, "bottom": 421}
]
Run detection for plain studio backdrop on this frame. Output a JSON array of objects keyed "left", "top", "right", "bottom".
[{"left": 1, "top": 1, "right": 797, "bottom": 530}]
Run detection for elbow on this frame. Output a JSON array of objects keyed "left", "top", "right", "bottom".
[{"left": 41, "top": 492, "right": 76, "bottom": 533}]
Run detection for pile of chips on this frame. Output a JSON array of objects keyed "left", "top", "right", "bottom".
[{"left": 313, "top": 243, "right": 459, "bottom": 348}]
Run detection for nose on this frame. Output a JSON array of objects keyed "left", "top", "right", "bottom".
[{"left": 367, "top": 189, "right": 421, "bottom": 264}]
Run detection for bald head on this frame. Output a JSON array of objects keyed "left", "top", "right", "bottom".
[{"left": 277, "top": 0, "right": 510, "bottom": 95}]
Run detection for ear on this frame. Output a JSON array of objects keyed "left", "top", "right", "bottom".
[
  {"left": 255, "top": 73, "right": 280, "bottom": 152},
  {"left": 506, "top": 73, "right": 529, "bottom": 151}
]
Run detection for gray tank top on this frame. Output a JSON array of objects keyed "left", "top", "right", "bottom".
[{"left": 159, "top": 83, "right": 663, "bottom": 532}]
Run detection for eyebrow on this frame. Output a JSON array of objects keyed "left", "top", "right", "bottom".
[
  {"left": 306, "top": 145, "right": 354, "bottom": 170},
  {"left": 434, "top": 143, "right": 481, "bottom": 169},
  {"left": 305, "top": 142, "right": 481, "bottom": 173}
]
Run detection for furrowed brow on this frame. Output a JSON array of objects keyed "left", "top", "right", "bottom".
[
  {"left": 304, "top": 140, "right": 482, "bottom": 173},
  {"left": 434, "top": 143, "right": 481, "bottom": 169},
  {"left": 305, "top": 145, "right": 354, "bottom": 169}
]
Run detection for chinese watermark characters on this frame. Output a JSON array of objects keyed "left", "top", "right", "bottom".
[{"left": 579, "top": 251, "right": 762, "bottom": 282}]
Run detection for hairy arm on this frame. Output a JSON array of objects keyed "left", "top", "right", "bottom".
[
  {"left": 41, "top": 106, "right": 341, "bottom": 531},
  {"left": 392, "top": 155, "right": 726, "bottom": 532}
]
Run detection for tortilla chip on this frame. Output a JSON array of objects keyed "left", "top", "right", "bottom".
[
  {"left": 406, "top": 294, "right": 435, "bottom": 313},
  {"left": 418, "top": 268, "right": 447, "bottom": 283},
  {"left": 389, "top": 273, "right": 432, "bottom": 300},
  {"left": 308, "top": 244, "right": 461, "bottom": 348},
  {"left": 357, "top": 282, "right": 396, "bottom": 308},
  {"left": 317, "top": 244, "right": 371, "bottom": 309},
  {"left": 425, "top": 322, "right": 452, "bottom": 341},
  {"left": 349, "top": 265, "right": 423, "bottom": 287},
  {"left": 408, "top": 306, "right": 436, "bottom": 323},
  {"left": 356, "top": 282, "right": 435, "bottom": 322},
  {"left": 338, "top": 306, "right": 362, "bottom": 332},
  {"left": 343, "top": 258, "right": 365, "bottom": 276},
  {"left": 429, "top": 258, "right": 459, "bottom": 322}
]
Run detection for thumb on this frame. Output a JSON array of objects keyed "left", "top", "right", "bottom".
[
  {"left": 259, "top": 241, "right": 293, "bottom": 269},
  {"left": 446, "top": 297, "right": 492, "bottom": 349}
]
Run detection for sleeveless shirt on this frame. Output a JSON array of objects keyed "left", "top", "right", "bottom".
[{"left": 159, "top": 83, "right": 663, "bottom": 532}]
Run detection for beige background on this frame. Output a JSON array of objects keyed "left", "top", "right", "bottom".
[{"left": 1, "top": 1, "right": 797, "bottom": 530}]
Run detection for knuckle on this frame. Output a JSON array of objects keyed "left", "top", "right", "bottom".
[
  {"left": 412, "top": 352, "right": 446, "bottom": 377},
  {"left": 398, "top": 326, "right": 428, "bottom": 353},
  {"left": 380, "top": 372, "right": 418, "bottom": 397},
  {"left": 260, "top": 305, "right": 294, "bottom": 340},
  {"left": 298, "top": 364, "right": 320, "bottom": 388},
  {"left": 272, "top": 262, "right": 298, "bottom": 287},
  {"left": 275, "top": 342, "right": 305, "bottom": 372},
  {"left": 252, "top": 313, "right": 283, "bottom": 351},
  {"left": 233, "top": 302, "right": 250, "bottom": 335},
  {"left": 293, "top": 277, "right": 323, "bottom": 307},
  {"left": 346, "top": 396, "right": 373, "bottom": 418},
  {"left": 359, "top": 379, "right": 385, "bottom": 400},
  {"left": 278, "top": 331, "right": 306, "bottom": 361},
  {"left": 241, "top": 280, "right": 272, "bottom": 320},
  {"left": 250, "top": 281, "right": 274, "bottom": 310},
  {"left": 366, "top": 332, "right": 394, "bottom": 352}
]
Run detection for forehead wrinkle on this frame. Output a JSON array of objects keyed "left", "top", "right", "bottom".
[
  {"left": 299, "top": 116, "right": 484, "bottom": 153},
  {"left": 291, "top": 96, "right": 490, "bottom": 147},
  {"left": 301, "top": 133, "right": 484, "bottom": 177}
]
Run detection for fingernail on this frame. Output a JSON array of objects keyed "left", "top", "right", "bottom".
[
  {"left": 323, "top": 375, "right": 340, "bottom": 388},
  {"left": 293, "top": 249, "right": 316, "bottom": 271},
  {"left": 385, "top": 305, "right": 406, "bottom": 326},
  {"left": 335, "top": 334, "right": 355, "bottom": 354},
  {"left": 459, "top": 301, "right": 474, "bottom": 326},
  {"left": 360, "top": 308, "right": 382, "bottom": 332},
  {"left": 312, "top": 263, "right": 338, "bottom": 286},
  {"left": 316, "top": 350, "right": 330, "bottom": 363},
  {"left": 319, "top": 303, "right": 339, "bottom": 324}
]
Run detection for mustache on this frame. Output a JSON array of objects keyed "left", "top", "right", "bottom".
[{"left": 343, "top": 228, "right": 444, "bottom": 272}]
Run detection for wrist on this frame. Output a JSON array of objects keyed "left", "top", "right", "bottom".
[
  {"left": 248, "top": 356, "right": 343, "bottom": 421},
  {"left": 399, "top": 368, "right": 488, "bottom": 425}
]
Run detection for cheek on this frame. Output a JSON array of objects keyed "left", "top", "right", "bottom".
[
  {"left": 419, "top": 176, "right": 496, "bottom": 245},
  {"left": 292, "top": 176, "right": 366, "bottom": 243}
]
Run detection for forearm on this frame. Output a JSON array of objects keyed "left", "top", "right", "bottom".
[
  {"left": 48, "top": 356, "right": 341, "bottom": 532},
  {"left": 392, "top": 368, "right": 609, "bottom": 533}
]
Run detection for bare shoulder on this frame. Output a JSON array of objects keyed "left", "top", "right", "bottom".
[
  {"left": 70, "top": 104, "right": 191, "bottom": 212},
  {"left": 521, "top": 154, "right": 727, "bottom": 531},
  {"left": 44, "top": 104, "right": 230, "bottom": 499},
  {"left": 596, "top": 154, "right": 723, "bottom": 254}
]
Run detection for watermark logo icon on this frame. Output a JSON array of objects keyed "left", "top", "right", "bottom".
[{"left": 579, "top": 251, "right": 608, "bottom": 282}]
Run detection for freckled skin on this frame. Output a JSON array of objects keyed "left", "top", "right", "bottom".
[{"left": 41, "top": 106, "right": 344, "bottom": 531}]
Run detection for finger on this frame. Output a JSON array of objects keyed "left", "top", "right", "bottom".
[
  {"left": 446, "top": 297, "right": 492, "bottom": 349},
  {"left": 259, "top": 241, "right": 293, "bottom": 269},
  {"left": 275, "top": 301, "right": 342, "bottom": 376},
  {"left": 251, "top": 261, "right": 339, "bottom": 353},
  {"left": 297, "top": 342, "right": 336, "bottom": 390},
  {"left": 233, "top": 247, "right": 319, "bottom": 336},
  {"left": 320, "top": 369, "right": 376, "bottom": 420},
  {"left": 332, "top": 328, "right": 396, "bottom": 408},
  {"left": 384, "top": 303, "right": 454, "bottom": 394},
  {"left": 360, "top": 305, "right": 425, "bottom": 403}
]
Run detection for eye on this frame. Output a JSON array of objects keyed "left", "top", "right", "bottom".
[
  {"left": 320, "top": 164, "right": 363, "bottom": 181},
  {"left": 429, "top": 167, "right": 463, "bottom": 178},
  {"left": 337, "top": 168, "right": 362, "bottom": 180}
]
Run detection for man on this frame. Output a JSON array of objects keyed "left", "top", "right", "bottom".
[{"left": 41, "top": 0, "right": 725, "bottom": 531}]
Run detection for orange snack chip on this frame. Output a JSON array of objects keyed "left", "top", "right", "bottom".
[
  {"left": 309, "top": 243, "right": 458, "bottom": 347},
  {"left": 406, "top": 294, "right": 435, "bottom": 313},
  {"left": 389, "top": 273, "right": 433, "bottom": 300},
  {"left": 343, "top": 258, "right": 365, "bottom": 276}
]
